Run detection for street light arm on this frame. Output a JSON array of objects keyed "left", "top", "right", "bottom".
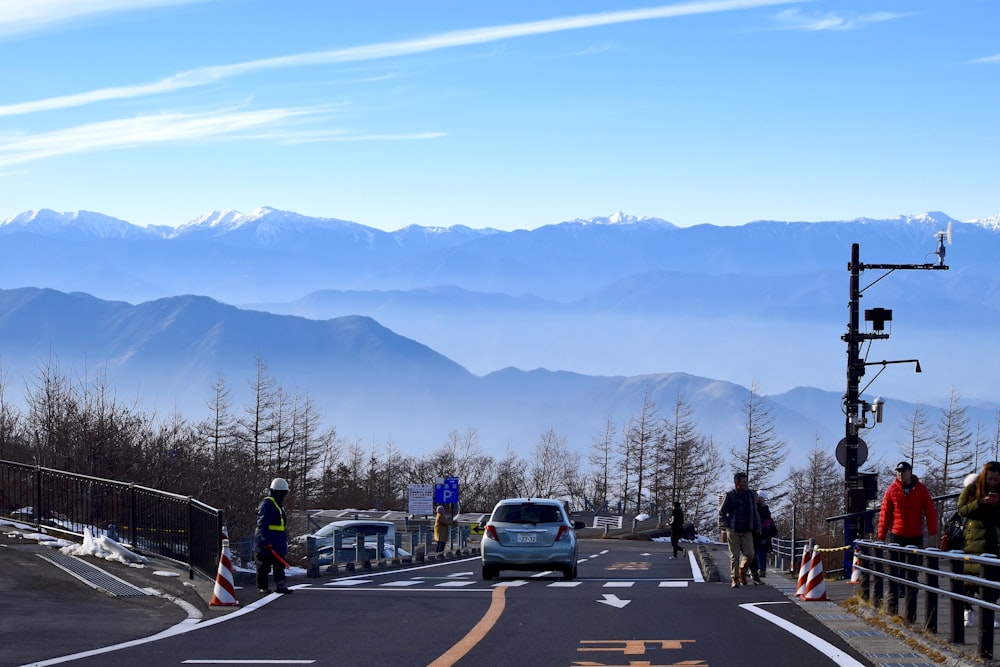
[{"left": 858, "top": 359, "right": 921, "bottom": 396}]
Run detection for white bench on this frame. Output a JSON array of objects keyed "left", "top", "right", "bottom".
[{"left": 593, "top": 515, "right": 623, "bottom": 530}]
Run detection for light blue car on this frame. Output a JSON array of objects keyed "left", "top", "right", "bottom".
[{"left": 481, "top": 498, "right": 585, "bottom": 580}]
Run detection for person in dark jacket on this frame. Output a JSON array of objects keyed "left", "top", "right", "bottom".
[
  {"left": 253, "top": 477, "right": 292, "bottom": 594},
  {"left": 754, "top": 491, "right": 778, "bottom": 578},
  {"left": 958, "top": 462, "right": 1000, "bottom": 627},
  {"left": 719, "top": 472, "right": 761, "bottom": 588},
  {"left": 877, "top": 461, "right": 938, "bottom": 546},
  {"left": 670, "top": 501, "right": 685, "bottom": 559}
]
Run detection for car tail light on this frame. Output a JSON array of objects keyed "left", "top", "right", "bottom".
[
  {"left": 555, "top": 525, "right": 570, "bottom": 541},
  {"left": 485, "top": 525, "right": 499, "bottom": 541}
]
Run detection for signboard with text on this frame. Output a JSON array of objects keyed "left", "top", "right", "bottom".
[{"left": 408, "top": 483, "right": 434, "bottom": 516}]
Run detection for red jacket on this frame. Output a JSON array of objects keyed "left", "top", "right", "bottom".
[{"left": 877, "top": 475, "right": 938, "bottom": 540}]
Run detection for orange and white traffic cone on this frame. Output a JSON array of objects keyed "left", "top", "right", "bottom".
[
  {"left": 210, "top": 537, "right": 239, "bottom": 607},
  {"left": 794, "top": 546, "right": 812, "bottom": 597},
  {"left": 801, "top": 547, "right": 828, "bottom": 601},
  {"left": 848, "top": 549, "right": 862, "bottom": 584}
]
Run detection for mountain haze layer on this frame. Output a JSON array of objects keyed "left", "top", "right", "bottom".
[{"left": 1, "top": 207, "right": 998, "bottom": 469}]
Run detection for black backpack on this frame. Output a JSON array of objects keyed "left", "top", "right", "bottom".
[{"left": 940, "top": 511, "right": 965, "bottom": 551}]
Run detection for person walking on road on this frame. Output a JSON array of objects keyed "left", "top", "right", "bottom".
[
  {"left": 254, "top": 477, "right": 292, "bottom": 594},
  {"left": 670, "top": 501, "right": 685, "bottom": 559},
  {"left": 959, "top": 462, "right": 1000, "bottom": 627},
  {"left": 754, "top": 491, "right": 778, "bottom": 578},
  {"left": 434, "top": 505, "right": 454, "bottom": 553},
  {"left": 719, "top": 472, "right": 760, "bottom": 588},
  {"left": 877, "top": 461, "right": 938, "bottom": 547}
]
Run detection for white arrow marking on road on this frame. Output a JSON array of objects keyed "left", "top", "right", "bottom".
[{"left": 597, "top": 594, "right": 631, "bottom": 609}]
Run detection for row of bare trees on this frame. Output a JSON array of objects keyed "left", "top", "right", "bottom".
[{"left": 4, "top": 351, "right": 996, "bottom": 548}]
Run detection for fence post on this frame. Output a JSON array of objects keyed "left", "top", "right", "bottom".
[
  {"left": 925, "top": 549, "right": 939, "bottom": 633},
  {"left": 950, "top": 557, "right": 965, "bottom": 645},
  {"left": 872, "top": 543, "right": 884, "bottom": 610},
  {"left": 887, "top": 545, "right": 899, "bottom": 617},
  {"left": 903, "top": 546, "right": 918, "bottom": 623},
  {"left": 979, "top": 559, "right": 998, "bottom": 660},
  {"left": 858, "top": 543, "right": 870, "bottom": 603}
]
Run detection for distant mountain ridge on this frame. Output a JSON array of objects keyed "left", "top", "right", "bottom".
[
  {"left": 0, "top": 206, "right": 998, "bottom": 465},
  {"left": 0, "top": 286, "right": 968, "bottom": 469}
]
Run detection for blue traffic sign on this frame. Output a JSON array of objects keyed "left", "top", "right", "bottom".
[{"left": 434, "top": 476, "right": 460, "bottom": 504}]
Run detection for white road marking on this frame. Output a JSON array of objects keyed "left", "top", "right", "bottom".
[
  {"left": 741, "top": 602, "right": 868, "bottom": 667},
  {"left": 603, "top": 581, "right": 634, "bottom": 587},
  {"left": 597, "top": 593, "right": 631, "bottom": 608}
]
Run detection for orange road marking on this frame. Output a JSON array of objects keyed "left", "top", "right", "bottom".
[{"left": 427, "top": 585, "right": 507, "bottom": 667}]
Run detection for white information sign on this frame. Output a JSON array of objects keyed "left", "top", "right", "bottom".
[{"left": 408, "top": 483, "right": 434, "bottom": 515}]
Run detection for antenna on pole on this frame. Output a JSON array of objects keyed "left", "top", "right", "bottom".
[{"left": 934, "top": 221, "right": 952, "bottom": 267}]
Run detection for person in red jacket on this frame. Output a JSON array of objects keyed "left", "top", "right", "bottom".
[{"left": 877, "top": 461, "right": 938, "bottom": 546}]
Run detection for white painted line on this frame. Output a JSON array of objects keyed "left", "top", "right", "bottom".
[
  {"left": 688, "top": 549, "right": 704, "bottom": 582},
  {"left": 740, "top": 603, "right": 868, "bottom": 667},
  {"left": 530, "top": 571, "right": 555, "bottom": 577},
  {"left": 603, "top": 581, "right": 634, "bottom": 588},
  {"left": 547, "top": 581, "right": 583, "bottom": 587},
  {"left": 323, "top": 579, "right": 371, "bottom": 586},
  {"left": 494, "top": 580, "right": 530, "bottom": 587},
  {"left": 436, "top": 581, "right": 477, "bottom": 587},
  {"left": 182, "top": 661, "right": 315, "bottom": 664},
  {"left": 382, "top": 580, "right": 422, "bottom": 587},
  {"left": 658, "top": 581, "right": 689, "bottom": 588}
]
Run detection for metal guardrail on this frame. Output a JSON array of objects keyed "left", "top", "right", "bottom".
[
  {"left": 854, "top": 539, "right": 1000, "bottom": 661},
  {"left": 0, "top": 459, "right": 224, "bottom": 581},
  {"left": 304, "top": 524, "right": 471, "bottom": 577},
  {"left": 771, "top": 536, "right": 812, "bottom": 572}
]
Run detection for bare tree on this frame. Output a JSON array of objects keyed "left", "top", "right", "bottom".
[
  {"left": 526, "top": 428, "right": 579, "bottom": 499},
  {"left": 586, "top": 416, "right": 617, "bottom": 513},
  {"left": 898, "top": 403, "right": 933, "bottom": 471},
  {"left": 730, "top": 379, "right": 787, "bottom": 494},
  {"left": 925, "top": 388, "right": 974, "bottom": 496},
  {"left": 620, "top": 386, "right": 661, "bottom": 515},
  {"left": 786, "top": 442, "right": 843, "bottom": 546}
]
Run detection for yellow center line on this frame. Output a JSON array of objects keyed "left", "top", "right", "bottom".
[{"left": 427, "top": 585, "right": 508, "bottom": 667}]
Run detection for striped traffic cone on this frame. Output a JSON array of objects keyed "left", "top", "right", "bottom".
[
  {"left": 794, "top": 546, "right": 811, "bottom": 597},
  {"left": 848, "top": 549, "right": 862, "bottom": 584},
  {"left": 210, "top": 537, "right": 239, "bottom": 607},
  {"left": 801, "top": 547, "right": 828, "bottom": 601}
]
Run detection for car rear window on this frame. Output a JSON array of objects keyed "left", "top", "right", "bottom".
[{"left": 494, "top": 503, "right": 564, "bottom": 524}]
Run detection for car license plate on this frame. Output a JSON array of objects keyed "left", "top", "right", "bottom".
[{"left": 517, "top": 533, "right": 537, "bottom": 543}]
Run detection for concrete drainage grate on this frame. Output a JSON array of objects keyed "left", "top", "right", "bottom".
[{"left": 38, "top": 552, "right": 150, "bottom": 597}]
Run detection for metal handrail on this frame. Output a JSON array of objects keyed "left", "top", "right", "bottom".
[
  {"left": 854, "top": 539, "right": 1000, "bottom": 660},
  {"left": 0, "top": 459, "right": 223, "bottom": 580}
]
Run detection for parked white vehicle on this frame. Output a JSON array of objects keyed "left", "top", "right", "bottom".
[{"left": 302, "top": 520, "right": 409, "bottom": 563}]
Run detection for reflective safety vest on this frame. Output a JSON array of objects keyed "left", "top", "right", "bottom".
[{"left": 267, "top": 496, "right": 286, "bottom": 532}]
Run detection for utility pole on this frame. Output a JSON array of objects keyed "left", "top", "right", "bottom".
[{"left": 842, "top": 229, "right": 950, "bottom": 557}]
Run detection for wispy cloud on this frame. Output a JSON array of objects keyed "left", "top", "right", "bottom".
[
  {"left": 0, "top": 0, "right": 212, "bottom": 37},
  {"left": 971, "top": 54, "right": 1000, "bottom": 64},
  {"left": 0, "top": 0, "right": 797, "bottom": 118},
  {"left": 772, "top": 8, "right": 904, "bottom": 31},
  {"left": 0, "top": 106, "right": 328, "bottom": 166}
]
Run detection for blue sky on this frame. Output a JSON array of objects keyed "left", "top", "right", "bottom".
[{"left": 1, "top": 0, "right": 997, "bottom": 232}]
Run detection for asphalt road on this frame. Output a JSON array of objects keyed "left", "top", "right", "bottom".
[{"left": 5, "top": 536, "right": 874, "bottom": 667}]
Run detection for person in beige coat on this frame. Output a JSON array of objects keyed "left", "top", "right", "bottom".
[{"left": 434, "top": 505, "right": 454, "bottom": 553}]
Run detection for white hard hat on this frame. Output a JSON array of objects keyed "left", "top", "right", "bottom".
[
  {"left": 270, "top": 477, "right": 289, "bottom": 491},
  {"left": 757, "top": 490, "right": 768, "bottom": 501}
]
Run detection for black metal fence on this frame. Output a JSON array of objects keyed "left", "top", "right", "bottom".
[
  {"left": 0, "top": 459, "right": 223, "bottom": 581},
  {"left": 854, "top": 540, "right": 1000, "bottom": 661}
]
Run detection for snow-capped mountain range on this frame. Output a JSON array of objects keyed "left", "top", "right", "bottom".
[{"left": 0, "top": 206, "right": 997, "bottom": 466}]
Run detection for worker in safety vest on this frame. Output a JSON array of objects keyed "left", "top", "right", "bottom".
[{"left": 254, "top": 477, "right": 292, "bottom": 594}]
